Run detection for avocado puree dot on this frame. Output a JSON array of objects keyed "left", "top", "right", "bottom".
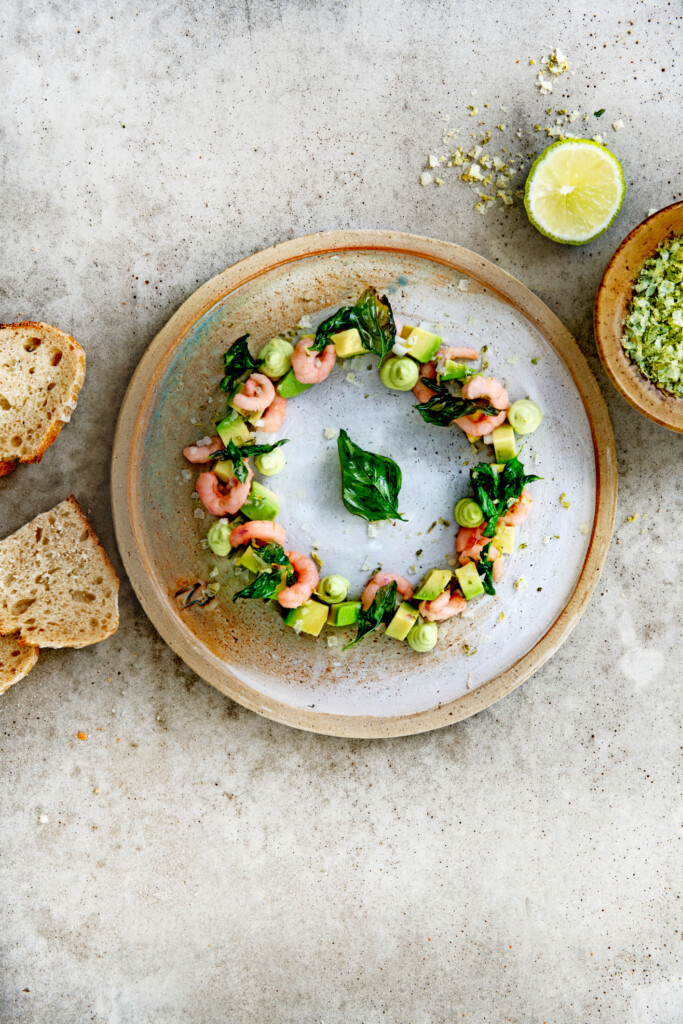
[
  {"left": 407, "top": 620, "right": 438, "bottom": 653},
  {"left": 507, "top": 399, "right": 543, "bottom": 435},
  {"left": 317, "top": 574, "right": 350, "bottom": 603},
  {"left": 259, "top": 338, "right": 294, "bottom": 379},
  {"left": 380, "top": 356, "right": 420, "bottom": 391},
  {"left": 454, "top": 498, "right": 485, "bottom": 528},
  {"left": 254, "top": 449, "right": 286, "bottom": 476}
]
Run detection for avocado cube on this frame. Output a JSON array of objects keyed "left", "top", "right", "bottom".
[
  {"left": 213, "top": 459, "right": 236, "bottom": 483},
  {"left": 216, "top": 412, "right": 251, "bottom": 447},
  {"left": 327, "top": 601, "right": 361, "bottom": 627},
  {"left": 494, "top": 523, "right": 516, "bottom": 555},
  {"left": 455, "top": 561, "right": 484, "bottom": 600},
  {"left": 277, "top": 369, "right": 314, "bottom": 398},
  {"left": 413, "top": 568, "right": 452, "bottom": 602},
  {"left": 385, "top": 601, "right": 419, "bottom": 641},
  {"left": 240, "top": 481, "right": 280, "bottom": 521},
  {"left": 400, "top": 325, "right": 441, "bottom": 362},
  {"left": 237, "top": 544, "right": 268, "bottom": 574},
  {"left": 492, "top": 424, "right": 517, "bottom": 463},
  {"left": 438, "top": 359, "right": 467, "bottom": 381},
  {"left": 285, "top": 599, "right": 329, "bottom": 637},
  {"left": 331, "top": 328, "right": 365, "bottom": 359}
]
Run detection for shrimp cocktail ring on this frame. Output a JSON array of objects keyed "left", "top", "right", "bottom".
[{"left": 180, "top": 287, "right": 543, "bottom": 654}]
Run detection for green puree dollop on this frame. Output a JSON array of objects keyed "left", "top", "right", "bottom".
[{"left": 622, "top": 234, "right": 683, "bottom": 396}]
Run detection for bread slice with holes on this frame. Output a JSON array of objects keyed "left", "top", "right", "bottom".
[
  {"left": 0, "top": 496, "right": 119, "bottom": 648},
  {"left": 0, "top": 634, "right": 39, "bottom": 694},
  {"left": 0, "top": 322, "right": 85, "bottom": 477}
]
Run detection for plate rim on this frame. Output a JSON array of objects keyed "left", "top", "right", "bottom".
[{"left": 111, "top": 229, "right": 617, "bottom": 738}]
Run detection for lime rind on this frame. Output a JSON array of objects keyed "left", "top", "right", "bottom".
[{"left": 524, "top": 139, "right": 625, "bottom": 246}]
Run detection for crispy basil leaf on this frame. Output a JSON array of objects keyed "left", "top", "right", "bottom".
[
  {"left": 470, "top": 456, "right": 541, "bottom": 538},
  {"left": 478, "top": 543, "right": 496, "bottom": 596},
  {"left": 219, "top": 334, "right": 261, "bottom": 393},
  {"left": 344, "top": 580, "right": 398, "bottom": 650},
  {"left": 257, "top": 543, "right": 292, "bottom": 570},
  {"left": 337, "top": 428, "right": 406, "bottom": 522},
  {"left": 414, "top": 379, "right": 498, "bottom": 427},
  {"left": 209, "top": 438, "right": 289, "bottom": 482},
  {"left": 498, "top": 454, "right": 541, "bottom": 509},
  {"left": 313, "top": 287, "right": 396, "bottom": 363},
  {"left": 233, "top": 569, "right": 285, "bottom": 601}
]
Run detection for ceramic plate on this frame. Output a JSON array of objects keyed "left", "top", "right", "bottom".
[{"left": 112, "top": 230, "right": 617, "bottom": 737}]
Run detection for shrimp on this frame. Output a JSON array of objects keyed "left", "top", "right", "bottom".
[
  {"left": 183, "top": 436, "right": 223, "bottom": 463},
  {"left": 413, "top": 379, "right": 437, "bottom": 403},
  {"left": 229, "top": 519, "right": 287, "bottom": 548},
  {"left": 393, "top": 316, "right": 404, "bottom": 338},
  {"left": 254, "top": 395, "right": 287, "bottom": 432},
  {"left": 420, "top": 361, "right": 436, "bottom": 379},
  {"left": 196, "top": 462, "right": 254, "bottom": 516},
  {"left": 232, "top": 373, "right": 276, "bottom": 412},
  {"left": 459, "top": 543, "right": 502, "bottom": 567},
  {"left": 453, "top": 408, "right": 508, "bottom": 437},
  {"left": 419, "top": 589, "right": 467, "bottom": 621},
  {"left": 492, "top": 556, "right": 506, "bottom": 583},
  {"left": 461, "top": 375, "right": 510, "bottom": 410},
  {"left": 502, "top": 488, "right": 533, "bottom": 525},
  {"left": 277, "top": 550, "right": 319, "bottom": 609},
  {"left": 291, "top": 336, "right": 337, "bottom": 384},
  {"left": 361, "top": 571, "right": 414, "bottom": 611},
  {"left": 438, "top": 345, "right": 480, "bottom": 361}
]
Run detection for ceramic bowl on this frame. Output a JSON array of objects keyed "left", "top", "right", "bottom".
[{"left": 594, "top": 200, "right": 683, "bottom": 433}]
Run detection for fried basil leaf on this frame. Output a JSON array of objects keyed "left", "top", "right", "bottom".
[
  {"left": 337, "top": 428, "right": 406, "bottom": 522},
  {"left": 233, "top": 569, "right": 285, "bottom": 601},
  {"left": 414, "top": 378, "right": 498, "bottom": 427},
  {"left": 477, "top": 543, "right": 496, "bottom": 596},
  {"left": 257, "top": 543, "right": 292, "bottom": 570},
  {"left": 219, "top": 334, "right": 261, "bottom": 393},
  {"left": 344, "top": 580, "right": 398, "bottom": 650},
  {"left": 209, "top": 438, "right": 289, "bottom": 482},
  {"left": 313, "top": 287, "right": 396, "bottom": 363},
  {"left": 470, "top": 456, "right": 541, "bottom": 538}
]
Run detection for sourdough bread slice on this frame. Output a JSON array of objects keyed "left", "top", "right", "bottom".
[
  {"left": 0, "top": 322, "right": 85, "bottom": 476},
  {"left": 0, "top": 634, "right": 39, "bottom": 694},
  {"left": 0, "top": 496, "right": 119, "bottom": 648}
]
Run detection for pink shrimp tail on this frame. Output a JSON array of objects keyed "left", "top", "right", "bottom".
[
  {"left": 183, "top": 436, "right": 223, "bottom": 463},
  {"left": 229, "top": 519, "right": 287, "bottom": 548},
  {"left": 254, "top": 395, "right": 287, "bottom": 432},
  {"left": 277, "top": 550, "right": 320, "bottom": 609},
  {"left": 233, "top": 373, "right": 276, "bottom": 412},
  {"left": 361, "top": 571, "right": 413, "bottom": 611},
  {"left": 291, "top": 337, "right": 337, "bottom": 384},
  {"left": 196, "top": 462, "right": 254, "bottom": 516},
  {"left": 453, "top": 409, "right": 508, "bottom": 436}
]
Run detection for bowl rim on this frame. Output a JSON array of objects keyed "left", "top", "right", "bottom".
[
  {"left": 112, "top": 229, "right": 617, "bottom": 738},
  {"left": 594, "top": 199, "right": 683, "bottom": 434}
]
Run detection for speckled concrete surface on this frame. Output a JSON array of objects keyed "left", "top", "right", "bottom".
[{"left": 1, "top": 2, "right": 681, "bottom": 1022}]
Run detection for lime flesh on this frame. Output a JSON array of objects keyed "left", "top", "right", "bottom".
[{"left": 524, "top": 139, "right": 625, "bottom": 245}]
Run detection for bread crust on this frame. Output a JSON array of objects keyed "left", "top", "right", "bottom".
[{"left": 0, "top": 321, "right": 86, "bottom": 470}]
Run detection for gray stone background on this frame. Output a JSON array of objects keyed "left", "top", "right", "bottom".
[{"left": 1, "top": 1, "right": 681, "bottom": 1021}]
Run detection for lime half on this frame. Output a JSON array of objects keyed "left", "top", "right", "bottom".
[{"left": 524, "top": 139, "right": 625, "bottom": 245}]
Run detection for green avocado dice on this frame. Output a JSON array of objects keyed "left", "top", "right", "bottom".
[
  {"left": 400, "top": 325, "right": 441, "bottom": 362},
  {"left": 413, "top": 568, "right": 452, "bottom": 602},
  {"left": 215, "top": 459, "right": 239, "bottom": 483},
  {"left": 237, "top": 544, "right": 268, "bottom": 574},
  {"left": 492, "top": 424, "right": 517, "bottom": 463},
  {"left": 277, "top": 369, "right": 314, "bottom": 398},
  {"left": 216, "top": 411, "right": 251, "bottom": 447},
  {"left": 331, "top": 328, "right": 365, "bottom": 359},
  {"left": 438, "top": 359, "right": 467, "bottom": 381},
  {"left": 285, "top": 599, "right": 329, "bottom": 636},
  {"left": 385, "top": 601, "right": 419, "bottom": 641},
  {"left": 327, "top": 601, "right": 361, "bottom": 627},
  {"left": 454, "top": 561, "right": 484, "bottom": 600},
  {"left": 240, "top": 481, "right": 280, "bottom": 521}
]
